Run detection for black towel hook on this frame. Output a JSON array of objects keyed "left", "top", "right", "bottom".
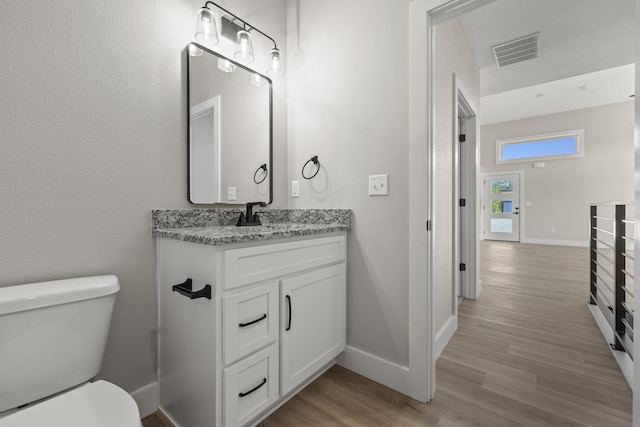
[{"left": 301, "top": 155, "right": 320, "bottom": 180}]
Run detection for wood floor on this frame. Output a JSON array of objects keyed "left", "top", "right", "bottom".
[{"left": 143, "top": 241, "right": 633, "bottom": 427}]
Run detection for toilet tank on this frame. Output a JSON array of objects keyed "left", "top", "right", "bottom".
[{"left": 0, "top": 275, "right": 120, "bottom": 412}]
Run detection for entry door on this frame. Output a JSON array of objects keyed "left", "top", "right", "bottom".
[{"left": 484, "top": 174, "right": 520, "bottom": 242}]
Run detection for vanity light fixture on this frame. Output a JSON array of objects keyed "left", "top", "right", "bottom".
[
  {"left": 195, "top": 7, "right": 219, "bottom": 45},
  {"left": 194, "top": 1, "right": 284, "bottom": 77},
  {"left": 235, "top": 30, "right": 254, "bottom": 63}
]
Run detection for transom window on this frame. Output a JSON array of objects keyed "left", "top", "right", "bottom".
[{"left": 496, "top": 130, "right": 584, "bottom": 164}]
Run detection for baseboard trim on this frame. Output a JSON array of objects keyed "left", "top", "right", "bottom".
[
  {"left": 522, "top": 238, "right": 588, "bottom": 247},
  {"left": 337, "top": 346, "right": 410, "bottom": 396},
  {"left": 434, "top": 315, "right": 457, "bottom": 360},
  {"left": 131, "top": 381, "right": 158, "bottom": 419},
  {"left": 587, "top": 302, "right": 633, "bottom": 388}
]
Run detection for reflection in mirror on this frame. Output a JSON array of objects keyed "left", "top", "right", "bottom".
[{"left": 188, "top": 42, "right": 272, "bottom": 205}]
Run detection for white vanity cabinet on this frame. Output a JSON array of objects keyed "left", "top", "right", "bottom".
[{"left": 156, "top": 233, "right": 346, "bottom": 427}]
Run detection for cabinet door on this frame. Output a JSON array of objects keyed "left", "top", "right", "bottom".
[{"left": 280, "top": 263, "right": 346, "bottom": 395}]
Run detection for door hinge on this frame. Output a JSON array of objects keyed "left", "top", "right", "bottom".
[
  {"left": 459, "top": 263, "right": 466, "bottom": 272},
  {"left": 426, "top": 220, "right": 432, "bottom": 231},
  {"left": 459, "top": 198, "right": 466, "bottom": 207},
  {"left": 459, "top": 134, "right": 466, "bottom": 143}
]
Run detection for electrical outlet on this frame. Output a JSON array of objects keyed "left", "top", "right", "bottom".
[
  {"left": 369, "top": 174, "right": 389, "bottom": 196},
  {"left": 291, "top": 180, "right": 299, "bottom": 198},
  {"left": 227, "top": 187, "right": 236, "bottom": 201},
  {"left": 551, "top": 227, "right": 556, "bottom": 233}
]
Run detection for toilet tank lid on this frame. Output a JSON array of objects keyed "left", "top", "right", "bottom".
[{"left": 0, "top": 275, "right": 120, "bottom": 315}]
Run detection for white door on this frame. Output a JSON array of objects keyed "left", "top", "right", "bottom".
[
  {"left": 484, "top": 174, "right": 520, "bottom": 242},
  {"left": 280, "top": 264, "right": 346, "bottom": 395}
]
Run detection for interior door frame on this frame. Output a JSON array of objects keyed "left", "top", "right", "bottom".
[
  {"left": 480, "top": 171, "right": 525, "bottom": 242},
  {"left": 409, "top": 0, "right": 498, "bottom": 403},
  {"left": 453, "top": 75, "right": 480, "bottom": 303}
]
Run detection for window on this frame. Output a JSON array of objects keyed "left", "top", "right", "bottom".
[{"left": 496, "top": 130, "right": 584, "bottom": 164}]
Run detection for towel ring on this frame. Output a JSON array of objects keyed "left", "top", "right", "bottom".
[
  {"left": 253, "top": 164, "right": 268, "bottom": 184},
  {"left": 301, "top": 156, "right": 320, "bottom": 180}
]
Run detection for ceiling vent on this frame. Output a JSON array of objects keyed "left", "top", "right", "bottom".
[{"left": 492, "top": 32, "right": 540, "bottom": 67}]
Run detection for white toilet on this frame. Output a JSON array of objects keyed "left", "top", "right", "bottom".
[{"left": 0, "top": 275, "right": 141, "bottom": 427}]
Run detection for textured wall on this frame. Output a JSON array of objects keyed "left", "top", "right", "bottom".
[
  {"left": 287, "top": 0, "right": 411, "bottom": 366},
  {"left": 480, "top": 101, "right": 634, "bottom": 245},
  {"left": 0, "top": 0, "right": 286, "bottom": 394}
]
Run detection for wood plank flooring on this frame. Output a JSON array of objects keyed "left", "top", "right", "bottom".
[{"left": 143, "top": 241, "right": 632, "bottom": 427}]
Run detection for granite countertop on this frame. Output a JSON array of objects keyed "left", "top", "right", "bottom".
[{"left": 152, "top": 208, "right": 351, "bottom": 246}]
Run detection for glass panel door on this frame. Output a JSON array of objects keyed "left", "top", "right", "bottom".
[{"left": 484, "top": 174, "right": 520, "bottom": 242}]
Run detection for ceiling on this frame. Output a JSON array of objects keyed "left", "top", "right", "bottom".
[{"left": 456, "top": 0, "right": 636, "bottom": 124}]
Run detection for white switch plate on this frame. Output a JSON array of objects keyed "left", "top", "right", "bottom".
[
  {"left": 369, "top": 174, "right": 389, "bottom": 196},
  {"left": 227, "top": 187, "right": 236, "bottom": 201},
  {"left": 291, "top": 180, "right": 299, "bottom": 198}
]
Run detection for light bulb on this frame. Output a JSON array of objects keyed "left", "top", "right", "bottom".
[
  {"left": 195, "top": 7, "right": 218, "bottom": 45},
  {"left": 266, "top": 48, "right": 284, "bottom": 78},
  {"left": 234, "top": 30, "right": 254, "bottom": 63}
]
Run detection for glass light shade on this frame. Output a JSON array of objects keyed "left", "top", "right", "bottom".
[
  {"left": 217, "top": 58, "right": 237, "bottom": 73},
  {"left": 249, "top": 73, "right": 266, "bottom": 87},
  {"left": 266, "top": 48, "right": 284, "bottom": 78},
  {"left": 187, "top": 44, "right": 203, "bottom": 57},
  {"left": 234, "top": 30, "right": 254, "bottom": 63},
  {"left": 195, "top": 7, "right": 218, "bottom": 45}
]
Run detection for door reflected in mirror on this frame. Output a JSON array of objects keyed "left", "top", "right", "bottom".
[{"left": 188, "top": 42, "right": 272, "bottom": 205}]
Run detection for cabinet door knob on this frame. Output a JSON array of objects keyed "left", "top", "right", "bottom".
[
  {"left": 172, "top": 278, "right": 212, "bottom": 300},
  {"left": 286, "top": 295, "right": 292, "bottom": 331}
]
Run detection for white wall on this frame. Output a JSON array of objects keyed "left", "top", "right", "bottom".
[
  {"left": 480, "top": 101, "right": 635, "bottom": 245},
  {"left": 434, "top": 18, "right": 480, "bottom": 334},
  {"left": 0, "top": 0, "right": 286, "bottom": 396},
  {"left": 287, "top": 0, "right": 411, "bottom": 367}
]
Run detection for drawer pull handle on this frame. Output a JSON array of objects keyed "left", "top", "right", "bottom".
[
  {"left": 239, "top": 314, "right": 267, "bottom": 328},
  {"left": 172, "top": 278, "right": 212, "bottom": 300},
  {"left": 286, "top": 295, "right": 292, "bottom": 331},
  {"left": 239, "top": 378, "right": 267, "bottom": 398}
]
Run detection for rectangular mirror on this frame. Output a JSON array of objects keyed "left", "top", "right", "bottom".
[{"left": 187, "top": 42, "right": 272, "bottom": 205}]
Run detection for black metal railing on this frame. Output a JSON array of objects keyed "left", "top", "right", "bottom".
[{"left": 589, "top": 202, "right": 634, "bottom": 358}]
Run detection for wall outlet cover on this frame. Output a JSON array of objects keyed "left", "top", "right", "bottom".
[
  {"left": 291, "top": 180, "right": 300, "bottom": 198},
  {"left": 227, "top": 187, "right": 236, "bottom": 201},
  {"left": 369, "top": 174, "right": 389, "bottom": 196}
]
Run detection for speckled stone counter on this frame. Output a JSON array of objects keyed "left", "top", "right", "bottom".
[{"left": 152, "top": 208, "right": 351, "bottom": 246}]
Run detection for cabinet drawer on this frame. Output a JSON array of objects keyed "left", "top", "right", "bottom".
[
  {"left": 223, "top": 235, "right": 346, "bottom": 290},
  {"left": 223, "top": 344, "right": 279, "bottom": 427},
  {"left": 223, "top": 282, "right": 279, "bottom": 365}
]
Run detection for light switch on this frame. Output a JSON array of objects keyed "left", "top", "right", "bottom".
[
  {"left": 369, "top": 174, "right": 389, "bottom": 196},
  {"left": 227, "top": 187, "right": 236, "bottom": 201}
]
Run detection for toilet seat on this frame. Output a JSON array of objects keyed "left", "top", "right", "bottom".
[{"left": 0, "top": 381, "right": 141, "bottom": 427}]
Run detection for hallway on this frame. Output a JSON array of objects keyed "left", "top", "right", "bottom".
[{"left": 434, "top": 240, "right": 632, "bottom": 426}]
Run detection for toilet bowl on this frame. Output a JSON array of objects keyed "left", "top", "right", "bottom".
[
  {"left": 0, "top": 275, "right": 141, "bottom": 427},
  {"left": 0, "top": 381, "right": 141, "bottom": 427}
]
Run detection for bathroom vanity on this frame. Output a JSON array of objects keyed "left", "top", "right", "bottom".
[{"left": 153, "top": 209, "right": 350, "bottom": 427}]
